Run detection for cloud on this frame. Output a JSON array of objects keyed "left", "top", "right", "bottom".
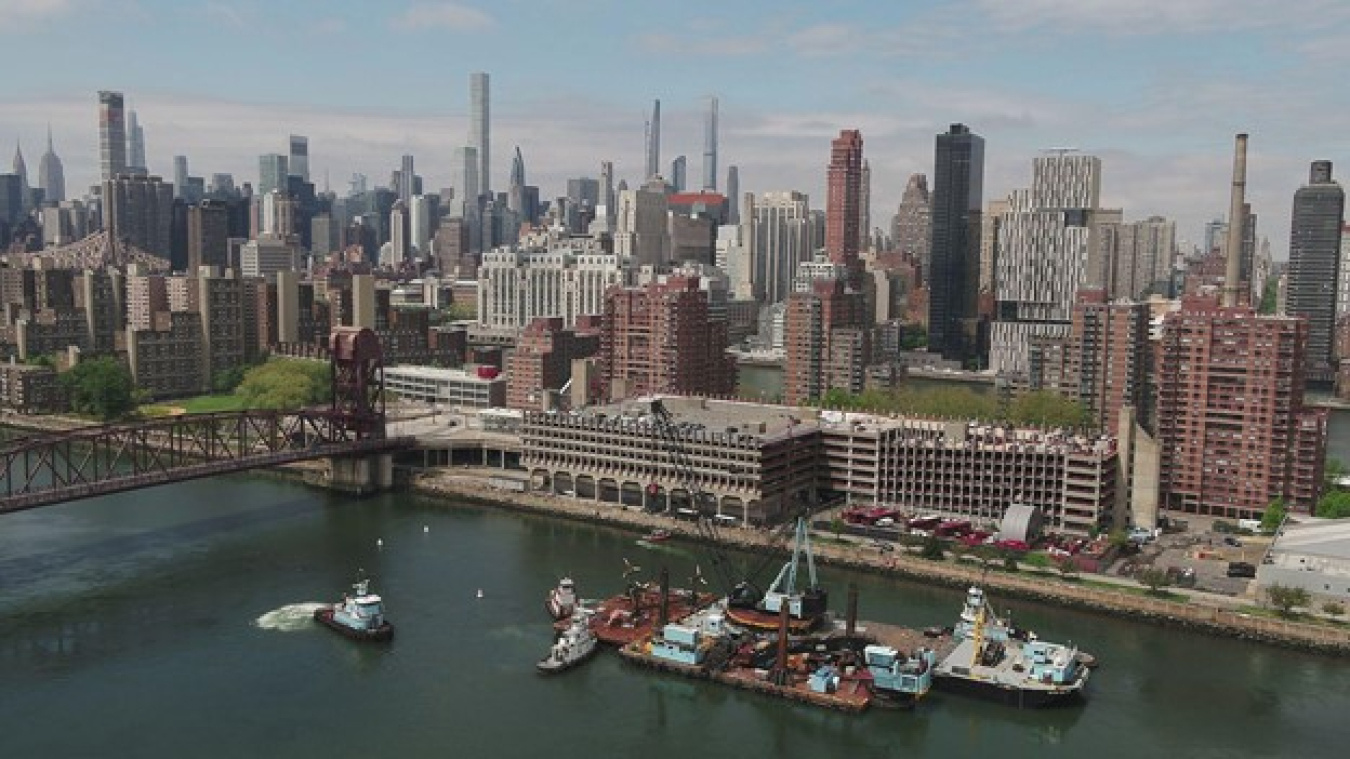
[
  {"left": 972, "top": 0, "right": 1350, "bottom": 34},
  {"left": 0, "top": 0, "right": 77, "bottom": 27},
  {"left": 632, "top": 32, "right": 767, "bottom": 57},
  {"left": 389, "top": 2, "right": 493, "bottom": 32}
]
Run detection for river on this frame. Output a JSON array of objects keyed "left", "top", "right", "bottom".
[{"left": 1, "top": 471, "right": 1347, "bottom": 757}]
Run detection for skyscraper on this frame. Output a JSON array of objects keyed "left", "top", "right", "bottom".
[
  {"left": 748, "top": 191, "right": 812, "bottom": 305},
  {"left": 38, "top": 127, "right": 65, "bottom": 204},
  {"left": 12, "top": 142, "right": 29, "bottom": 213},
  {"left": 825, "top": 129, "right": 863, "bottom": 269},
  {"left": 669, "top": 156, "right": 686, "bottom": 192},
  {"left": 469, "top": 72, "right": 490, "bottom": 196},
  {"left": 858, "top": 159, "right": 871, "bottom": 251},
  {"left": 289, "top": 135, "right": 309, "bottom": 182},
  {"left": 258, "top": 154, "right": 289, "bottom": 198},
  {"left": 928, "top": 124, "right": 985, "bottom": 362},
  {"left": 892, "top": 174, "right": 930, "bottom": 274},
  {"left": 644, "top": 99, "right": 661, "bottom": 181},
  {"left": 398, "top": 154, "right": 415, "bottom": 204},
  {"left": 599, "top": 161, "right": 615, "bottom": 223},
  {"left": 990, "top": 151, "right": 1101, "bottom": 375},
  {"left": 702, "top": 96, "right": 718, "bottom": 192},
  {"left": 173, "top": 156, "right": 189, "bottom": 201},
  {"left": 103, "top": 173, "right": 174, "bottom": 260},
  {"left": 452, "top": 146, "right": 479, "bottom": 218},
  {"left": 725, "top": 166, "right": 739, "bottom": 225},
  {"left": 1286, "top": 160, "right": 1346, "bottom": 371},
  {"left": 98, "top": 90, "right": 127, "bottom": 183},
  {"left": 126, "top": 109, "right": 147, "bottom": 174}
]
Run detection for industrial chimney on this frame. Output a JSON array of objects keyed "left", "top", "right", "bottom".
[{"left": 1222, "top": 134, "right": 1248, "bottom": 307}]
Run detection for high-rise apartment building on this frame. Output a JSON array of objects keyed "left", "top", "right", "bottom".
[
  {"left": 452, "top": 146, "right": 479, "bottom": 218},
  {"left": 187, "top": 200, "right": 229, "bottom": 274},
  {"left": 599, "top": 275, "right": 736, "bottom": 401},
  {"left": 783, "top": 277, "right": 869, "bottom": 405},
  {"left": 644, "top": 99, "right": 661, "bottom": 181},
  {"left": 928, "top": 124, "right": 985, "bottom": 362},
  {"left": 745, "top": 191, "right": 812, "bottom": 305},
  {"left": 1157, "top": 295, "right": 1327, "bottom": 518},
  {"left": 990, "top": 152, "right": 1101, "bottom": 376},
  {"left": 825, "top": 129, "right": 863, "bottom": 270},
  {"left": 669, "top": 156, "right": 686, "bottom": 193},
  {"left": 104, "top": 173, "right": 174, "bottom": 261},
  {"left": 1028, "top": 289, "right": 1150, "bottom": 436},
  {"left": 614, "top": 180, "right": 670, "bottom": 267},
  {"left": 477, "top": 232, "right": 630, "bottom": 330},
  {"left": 506, "top": 316, "right": 601, "bottom": 410},
  {"left": 98, "top": 91, "right": 127, "bottom": 183},
  {"left": 470, "top": 72, "right": 490, "bottom": 195},
  {"left": 725, "top": 166, "right": 739, "bottom": 225},
  {"left": 703, "top": 97, "right": 718, "bottom": 192},
  {"left": 892, "top": 174, "right": 931, "bottom": 276},
  {"left": 1286, "top": 160, "right": 1346, "bottom": 371},
  {"left": 398, "top": 154, "right": 415, "bottom": 205}
]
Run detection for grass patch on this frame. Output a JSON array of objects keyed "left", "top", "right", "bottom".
[{"left": 178, "top": 394, "right": 248, "bottom": 414}]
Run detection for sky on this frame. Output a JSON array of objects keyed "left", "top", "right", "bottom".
[{"left": 3, "top": 0, "right": 1349, "bottom": 258}]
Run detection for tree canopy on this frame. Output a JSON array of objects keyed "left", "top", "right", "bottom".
[
  {"left": 61, "top": 357, "right": 138, "bottom": 421},
  {"left": 816, "top": 385, "right": 1091, "bottom": 431},
  {"left": 234, "top": 359, "right": 332, "bottom": 410},
  {"left": 1260, "top": 498, "right": 1287, "bottom": 533},
  {"left": 1315, "top": 490, "right": 1350, "bottom": 519}
]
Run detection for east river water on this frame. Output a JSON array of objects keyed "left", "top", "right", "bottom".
[{"left": 2, "top": 468, "right": 1349, "bottom": 758}]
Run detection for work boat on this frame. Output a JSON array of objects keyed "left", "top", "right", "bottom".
[
  {"left": 932, "top": 587, "right": 1090, "bottom": 707},
  {"left": 725, "top": 517, "right": 829, "bottom": 633},
  {"left": 314, "top": 577, "right": 394, "bottom": 642},
  {"left": 546, "top": 577, "right": 579, "bottom": 621},
  {"left": 537, "top": 611, "right": 598, "bottom": 674}
]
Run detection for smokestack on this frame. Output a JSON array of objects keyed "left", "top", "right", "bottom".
[{"left": 1222, "top": 133, "right": 1248, "bottom": 307}]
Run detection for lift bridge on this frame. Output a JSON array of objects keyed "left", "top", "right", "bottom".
[{"left": 0, "top": 328, "right": 413, "bottom": 514}]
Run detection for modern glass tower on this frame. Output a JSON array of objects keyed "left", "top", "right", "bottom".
[
  {"left": 1286, "top": 160, "right": 1346, "bottom": 371},
  {"left": 98, "top": 90, "right": 127, "bottom": 183},
  {"left": 469, "top": 72, "right": 490, "bottom": 196},
  {"left": 928, "top": 123, "right": 985, "bottom": 362}
]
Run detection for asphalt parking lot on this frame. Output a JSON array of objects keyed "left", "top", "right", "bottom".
[{"left": 1107, "top": 514, "right": 1271, "bottom": 598}]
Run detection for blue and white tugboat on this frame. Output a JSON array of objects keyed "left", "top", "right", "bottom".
[
  {"left": 537, "top": 611, "right": 598, "bottom": 674},
  {"left": 314, "top": 577, "right": 394, "bottom": 642}
]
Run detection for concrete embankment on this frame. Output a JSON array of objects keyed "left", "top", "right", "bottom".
[{"left": 412, "top": 471, "right": 1350, "bottom": 658}]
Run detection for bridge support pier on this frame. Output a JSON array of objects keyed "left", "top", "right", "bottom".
[{"left": 315, "top": 453, "right": 395, "bottom": 496}]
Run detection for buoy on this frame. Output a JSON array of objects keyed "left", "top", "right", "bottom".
[
  {"left": 476, "top": 589, "right": 484, "bottom": 599},
  {"left": 377, "top": 538, "right": 384, "bottom": 548},
  {"left": 423, "top": 525, "right": 429, "bottom": 533}
]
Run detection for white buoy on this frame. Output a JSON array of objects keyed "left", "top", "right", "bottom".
[
  {"left": 377, "top": 538, "right": 384, "bottom": 548},
  {"left": 423, "top": 525, "right": 429, "bottom": 533},
  {"left": 476, "top": 589, "right": 484, "bottom": 599}
]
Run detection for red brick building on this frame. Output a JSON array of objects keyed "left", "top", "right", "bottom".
[
  {"left": 783, "top": 278, "right": 870, "bottom": 405},
  {"left": 826, "top": 130, "right": 863, "bottom": 269},
  {"left": 1157, "top": 295, "right": 1326, "bottom": 518},
  {"left": 506, "top": 316, "right": 601, "bottom": 410},
  {"left": 598, "top": 276, "right": 735, "bottom": 401}
]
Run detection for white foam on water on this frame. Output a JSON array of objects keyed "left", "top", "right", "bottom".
[{"left": 254, "top": 602, "right": 328, "bottom": 632}]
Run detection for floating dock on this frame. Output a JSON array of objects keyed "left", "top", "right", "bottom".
[{"left": 559, "top": 587, "right": 719, "bottom": 647}]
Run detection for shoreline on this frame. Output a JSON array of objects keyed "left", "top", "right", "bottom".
[
  {"left": 5, "top": 413, "right": 1348, "bottom": 657},
  {"left": 409, "top": 470, "right": 1350, "bottom": 657}
]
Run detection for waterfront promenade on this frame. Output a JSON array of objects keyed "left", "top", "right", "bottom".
[{"left": 413, "top": 466, "right": 1350, "bottom": 656}]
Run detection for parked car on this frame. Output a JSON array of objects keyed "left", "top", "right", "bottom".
[{"left": 1226, "top": 561, "right": 1257, "bottom": 578}]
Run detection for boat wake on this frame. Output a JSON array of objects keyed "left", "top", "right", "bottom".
[{"left": 254, "top": 603, "right": 328, "bottom": 632}]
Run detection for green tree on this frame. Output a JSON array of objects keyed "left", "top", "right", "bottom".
[
  {"left": 1056, "top": 555, "right": 1080, "bottom": 579},
  {"left": 1316, "top": 490, "right": 1350, "bottom": 519},
  {"left": 1258, "top": 278, "right": 1279, "bottom": 315},
  {"left": 1265, "top": 584, "right": 1310, "bottom": 616},
  {"left": 61, "top": 357, "right": 137, "bottom": 421},
  {"left": 1107, "top": 528, "right": 1131, "bottom": 551},
  {"left": 1260, "top": 498, "right": 1288, "bottom": 533},
  {"left": 1007, "top": 390, "right": 1092, "bottom": 430},
  {"left": 1137, "top": 567, "right": 1172, "bottom": 594},
  {"left": 920, "top": 534, "right": 945, "bottom": 560},
  {"left": 1322, "top": 601, "right": 1346, "bottom": 618},
  {"left": 1324, "top": 457, "right": 1348, "bottom": 492},
  {"left": 235, "top": 359, "right": 332, "bottom": 410}
]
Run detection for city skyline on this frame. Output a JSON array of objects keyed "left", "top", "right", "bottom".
[{"left": 3, "top": 1, "right": 1349, "bottom": 256}]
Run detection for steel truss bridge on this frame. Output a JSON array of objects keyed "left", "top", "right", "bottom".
[{"left": 0, "top": 326, "right": 410, "bottom": 514}]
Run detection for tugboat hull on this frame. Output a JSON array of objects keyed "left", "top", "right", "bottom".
[
  {"left": 932, "top": 674, "right": 1084, "bottom": 708},
  {"left": 314, "top": 608, "right": 394, "bottom": 642}
]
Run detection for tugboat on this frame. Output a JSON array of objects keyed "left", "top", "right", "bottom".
[
  {"left": 537, "top": 611, "right": 598, "bottom": 674},
  {"left": 546, "top": 577, "right": 578, "bottom": 621},
  {"left": 314, "top": 577, "right": 394, "bottom": 642},
  {"left": 932, "top": 587, "right": 1090, "bottom": 707}
]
